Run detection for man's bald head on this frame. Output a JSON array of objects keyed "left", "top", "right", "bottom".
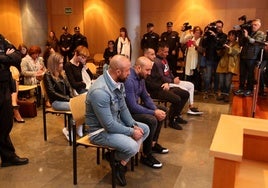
[
  {"left": 109, "top": 55, "right": 131, "bottom": 71},
  {"left": 134, "top": 56, "right": 153, "bottom": 79},
  {"left": 108, "top": 55, "right": 131, "bottom": 82}
]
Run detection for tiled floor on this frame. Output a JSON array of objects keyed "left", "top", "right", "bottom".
[{"left": 0, "top": 96, "right": 230, "bottom": 188}]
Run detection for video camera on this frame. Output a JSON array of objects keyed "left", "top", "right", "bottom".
[
  {"left": 233, "top": 15, "right": 252, "bottom": 35},
  {"left": 181, "top": 22, "right": 192, "bottom": 32},
  {"left": 204, "top": 22, "right": 218, "bottom": 36}
]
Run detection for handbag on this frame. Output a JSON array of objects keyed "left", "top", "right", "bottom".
[{"left": 17, "top": 99, "right": 37, "bottom": 117}]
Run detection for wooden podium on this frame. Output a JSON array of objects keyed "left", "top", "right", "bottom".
[{"left": 210, "top": 114, "right": 268, "bottom": 188}]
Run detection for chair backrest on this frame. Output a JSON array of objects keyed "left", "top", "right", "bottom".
[
  {"left": 93, "top": 53, "right": 104, "bottom": 66},
  {"left": 40, "top": 80, "right": 48, "bottom": 100},
  {"left": 86, "top": 62, "right": 97, "bottom": 75},
  {"left": 69, "top": 93, "right": 87, "bottom": 126}
]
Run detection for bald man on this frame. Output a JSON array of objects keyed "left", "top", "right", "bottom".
[
  {"left": 124, "top": 56, "right": 168, "bottom": 169},
  {"left": 85, "top": 55, "right": 149, "bottom": 186}
]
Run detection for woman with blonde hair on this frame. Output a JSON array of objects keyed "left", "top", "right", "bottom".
[{"left": 43, "top": 53, "right": 83, "bottom": 140}]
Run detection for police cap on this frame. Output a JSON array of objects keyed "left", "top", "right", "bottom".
[
  {"left": 62, "top": 26, "right": 68, "bottom": 30},
  {"left": 74, "top": 26, "right": 80, "bottom": 31},
  {"left": 166, "top": 22, "right": 173, "bottom": 27}
]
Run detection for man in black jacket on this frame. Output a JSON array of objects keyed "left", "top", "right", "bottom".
[
  {"left": 144, "top": 46, "right": 189, "bottom": 130},
  {"left": 0, "top": 34, "right": 29, "bottom": 167}
]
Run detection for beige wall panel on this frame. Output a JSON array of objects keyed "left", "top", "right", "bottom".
[
  {"left": 84, "top": 0, "right": 124, "bottom": 54},
  {"left": 0, "top": 0, "right": 22, "bottom": 47}
]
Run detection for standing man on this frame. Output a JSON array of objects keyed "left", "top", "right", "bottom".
[
  {"left": 144, "top": 47, "right": 189, "bottom": 130},
  {"left": 235, "top": 19, "right": 266, "bottom": 97},
  {"left": 59, "top": 26, "right": 73, "bottom": 65},
  {"left": 124, "top": 56, "right": 168, "bottom": 169},
  {"left": 71, "top": 26, "right": 88, "bottom": 55},
  {"left": 202, "top": 20, "right": 227, "bottom": 98},
  {"left": 85, "top": 55, "right": 149, "bottom": 186},
  {"left": 0, "top": 34, "right": 29, "bottom": 167},
  {"left": 160, "top": 21, "right": 180, "bottom": 76},
  {"left": 141, "top": 23, "right": 160, "bottom": 53}
]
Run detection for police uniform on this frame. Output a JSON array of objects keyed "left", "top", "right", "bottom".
[
  {"left": 0, "top": 34, "right": 28, "bottom": 166},
  {"left": 141, "top": 23, "right": 160, "bottom": 52},
  {"left": 160, "top": 22, "right": 180, "bottom": 76},
  {"left": 59, "top": 26, "right": 73, "bottom": 64},
  {"left": 72, "top": 26, "right": 88, "bottom": 53}
]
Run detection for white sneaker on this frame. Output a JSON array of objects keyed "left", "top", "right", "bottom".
[
  {"left": 62, "top": 127, "right": 73, "bottom": 141},
  {"left": 187, "top": 108, "right": 203, "bottom": 115},
  {"left": 77, "top": 125, "right": 83, "bottom": 137}
]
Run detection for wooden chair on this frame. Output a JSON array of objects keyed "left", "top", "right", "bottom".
[
  {"left": 69, "top": 93, "right": 117, "bottom": 187},
  {"left": 93, "top": 53, "right": 105, "bottom": 75},
  {"left": 70, "top": 93, "right": 137, "bottom": 187},
  {"left": 40, "top": 81, "right": 72, "bottom": 145}
]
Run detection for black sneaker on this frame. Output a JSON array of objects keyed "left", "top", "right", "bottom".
[
  {"left": 243, "top": 90, "right": 252, "bottom": 97},
  {"left": 175, "top": 116, "right": 188, "bottom": 124},
  {"left": 152, "top": 143, "right": 169, "bottom": 154},
  {"left": 169, "top": 120, "right": 183, "bottom": 130},
  {"left": 140, "top": 154, "right": 162, "bottom": 168},
  {"left": 234, "top": 89, "right": 244, "bottom": 96},
  {"left": 115, "top": 162, "right": 127, "bottom": 186}
]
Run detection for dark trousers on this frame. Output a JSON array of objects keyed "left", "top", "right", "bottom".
[
  {"left": 0, "top": 82, "right": 16, "bottom": 161},
  {"left": 131, "top": 106, "right": 166, "bottom": 155},
  {"left": 153, "top": 87, "right": 189, "bottom": 120},
  {"left": 239, "top": 59, "right": 256, "bottom": 91},
  {"left": 167, "top": 54, "right": 178, "bottom": 76}
]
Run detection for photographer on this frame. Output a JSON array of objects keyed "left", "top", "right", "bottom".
[
  {"left": 234, "top": 19, "right": 265, "bottom": 97},
  {"left": 202, "top": 20, "right": 227, "bottom": 98}
]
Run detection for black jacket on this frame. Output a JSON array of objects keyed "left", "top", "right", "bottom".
[{"left": 43, "top": 71, "right": 74, "bottom": 103}]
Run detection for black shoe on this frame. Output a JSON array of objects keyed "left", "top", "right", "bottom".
[
  {"left": 152, "top": 143, "right": 169, "bottom": 154},
  {"left": 175, "top": 116, "right": 187, "bottom": 124},
  {"left": 243, "top": 90, "right": 252, "bottom": 97},
  {"left": 115, "top": 162, "right": 127, "bottom": 186},
  {"left": 140, "top": 154, "right": 162, "bottom": 168},
  {"left": 1, "top": 156, "right": 29, "bottom": 167},
  {"left": 234, "top": 89, "right": 244, "bottom": 96},
  {"left": 169, "top": 120, "right": 183, "bottom": 130}
]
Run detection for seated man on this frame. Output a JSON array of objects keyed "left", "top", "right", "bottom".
[
  {"left": 152, "top": 43, "right": 203, "bottom": 115},
  {"left": 85, "top": 55, "right": 149, "bottom": 186},
  {"left": 124, "top": 56, "right": 168, "bottom": 169},
  {"left": 144, "top": 47, "right": 189, "bottom": 130}
]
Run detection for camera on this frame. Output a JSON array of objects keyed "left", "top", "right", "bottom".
[
  {"left": 181, "top": 22, "right": 192, "bottom": 32},
  {"left": 204, "top": 22, "right": 218, "bottom": 36},
  {"left": 233, "top": 15, "right": 252, "bottom": 35}
]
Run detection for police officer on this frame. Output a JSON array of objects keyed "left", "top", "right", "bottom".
[
  {"left": 59, "top": 26, "right": 73, "bottom": 65},
  {"left": 160, "top": 21, "right": 180, "bottom": 76},
  {"left": 141, "top": 23, "right": 160, "bottom": 53},
  {"left": 71, "top": 26, "right": 88, "bottom": 54},
  {"left": 0, "top": 34, "right": 29, "bottom": 167}
]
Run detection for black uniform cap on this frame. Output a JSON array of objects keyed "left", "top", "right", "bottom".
[
  {"left": 166, "top": 22, "right": 173, "bottom": 27},
  {"left": 62, "top": 26, "right": 68, "bottom": 30},
  {"left": 74, "top": 26, "right": 80, "bottom": 31}
]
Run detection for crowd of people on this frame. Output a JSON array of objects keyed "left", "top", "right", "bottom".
[{"left": 1, "top": 18, "right": 268, "bottom": 186}]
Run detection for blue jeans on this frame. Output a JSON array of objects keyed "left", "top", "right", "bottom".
[
  {"left": 51, "top": 101, "right": 70, "bottom": 111},
  {"left": 90, "top": 122, "right": 149, "bottom": 162},
  {"left": 218, "top": 73, "right": 233, "bottom": 95},
  {"left": 204, "top": 60, "right": 219, "bottom": 92}
]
